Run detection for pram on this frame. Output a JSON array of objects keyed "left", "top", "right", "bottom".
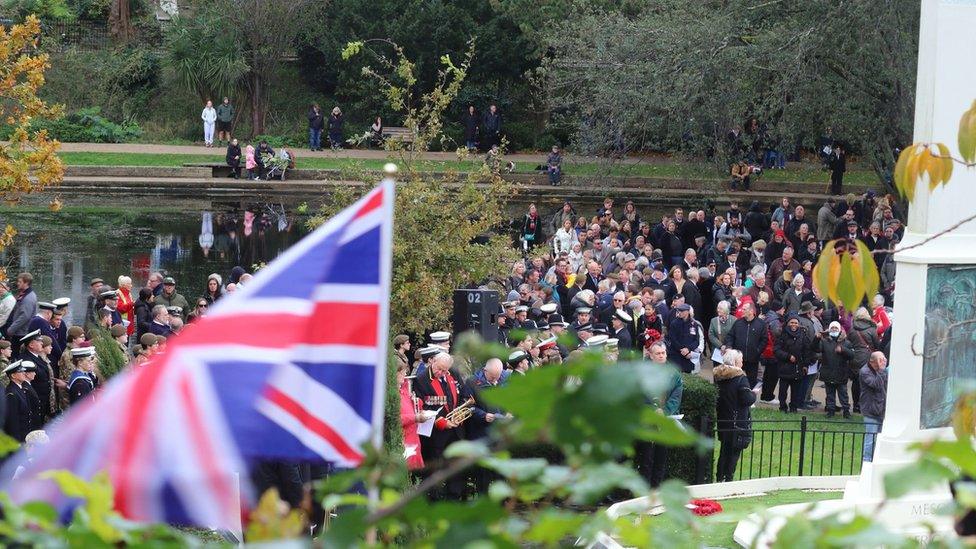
[{"left": 262, "top": 149, "right": 295, "bottom": 180}]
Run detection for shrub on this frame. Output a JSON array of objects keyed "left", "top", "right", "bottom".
[
  {"left": 90, "top": 327, "right": 127, "bottom": 380},
  {"left": 30, "top": 107, "right": 143, "bottom": 143},
  {"left": 667, "top": 373, "right": 717, "bottom": 484}
]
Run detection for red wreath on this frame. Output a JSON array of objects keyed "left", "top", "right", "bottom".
[
  {"left": 643, "top": 329, "right": 663, "bottom": 347},
  {"left": 689, "top": 498, "right": 723, "bottom": 516}
]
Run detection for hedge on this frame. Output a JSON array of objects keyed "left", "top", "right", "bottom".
[{"left": 667, "top": 373, "right": 718, "bottom": 485}]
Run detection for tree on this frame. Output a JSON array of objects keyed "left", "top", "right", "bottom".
[
  {"left": 109, "top": 0, "right": 134, "bottom": 43},
  {"left": 0, "top": 16, "right": 64, "bottom": 282},
  {"left": 542, "top": 0, "right": 918, "bottom": 188},
  {"left": 309, "top": 40, "right": 518, "bottom": 336},
  {"left": 163, "top": 0, "right": 315, "bottom": 136}
]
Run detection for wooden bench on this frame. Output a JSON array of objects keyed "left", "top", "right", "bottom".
[
  {"left": 183, "top": 162, "right": 234, "bottom": 178},
  {"left": 382, "top": 126, "right": 416, "bottom": 144}
]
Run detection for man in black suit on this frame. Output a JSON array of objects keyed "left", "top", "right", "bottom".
[
  {"left": 611, "top": 309, "right": 634, "bottom": 350},
  {"left": 582, "top": 260, "right": 603, "bottom": 292},
  {"left": 19, "top": 330, "right": 53, "bottom": 421},
  {"left": 413, "top": 352, "right": 471, "bottom": 500}
]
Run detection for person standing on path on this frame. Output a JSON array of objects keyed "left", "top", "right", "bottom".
[
  {"left": 328, "top": 107, "right": 344, "bottom": 150},
  {"left": 829, "top": 143, "right": 846, "bottom": 195},
  {"left": 215, "top": 97, "right": 235, "bottom": 144},
  {"left": 859, "top": 351, "right": 888, "bottom": 462},
  {"left": 461, "top": 105, "right": 479, "bottom": 151},
  {"left": 482, "top": 104, "right": 502, "bottom": 150},
  {"left": 307, "top": 103, "right": 324, "bottom": 151},
  {"left": 201, "top": 100, "right": 217, "bottom": 148}
]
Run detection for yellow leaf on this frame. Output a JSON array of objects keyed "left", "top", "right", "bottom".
[
  {"left": 937, "top": 142, "right": 954, "bottom": 187},
  {"left": 953, "top": 391, "right": 976, "bottom": 441},
  {"left": 854, "top": 239, "right": 880, "bottom": 301},
  {"left": 813, "top": 241, "right": 838, "bottom": 301},
  {"left": 959, "top": 99, "right": 976, "bottom": 165},
  {"left": 836, "top": 252, "right": 860, "bottom": 311}
]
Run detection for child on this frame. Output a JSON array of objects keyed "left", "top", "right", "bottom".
[{"left": 245, "top": 144, "right": 257, "bottom": 180}]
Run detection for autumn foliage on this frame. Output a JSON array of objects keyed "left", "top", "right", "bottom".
[{"left": 0, "top": 16, "right": 65, "bottom": 281}]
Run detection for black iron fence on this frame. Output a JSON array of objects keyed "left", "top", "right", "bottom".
[{"left": 694, "top": 416, "right": 870, "bottom": 484}]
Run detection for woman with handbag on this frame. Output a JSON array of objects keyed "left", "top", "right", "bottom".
[{"left": 714, "top": 349, "right": 758, "bottom": 482}]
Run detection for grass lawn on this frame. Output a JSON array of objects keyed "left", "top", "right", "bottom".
[
  {"left": 57, "top": 151, "right": 878, "bottom": 185},
  {"left": 721, "top": 407, "right": 867, "bottom": 481},
  {"left": 649, "top": 489, "right": 842, "bottom": 547}
]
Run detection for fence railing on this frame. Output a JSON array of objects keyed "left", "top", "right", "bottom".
[{"left": 695, "top": 416, "right": 869, "bottom": 484}]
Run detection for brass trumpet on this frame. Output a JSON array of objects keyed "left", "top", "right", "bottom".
[{"left": 445, "top": 398, "right": 475, "bottom": 425}]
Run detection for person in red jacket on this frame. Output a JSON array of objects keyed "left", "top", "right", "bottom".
[
  {"left": 116, "top": 276, "right": 135, "bottom": 341},
  {"left": 397, "top": 361, "right": 435, "bottom": 471}
]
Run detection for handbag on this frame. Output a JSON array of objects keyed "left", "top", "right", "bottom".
[{"left": 732, "top": 409, "right": 752, "bottom": 450}]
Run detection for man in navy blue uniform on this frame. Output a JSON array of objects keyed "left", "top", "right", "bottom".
[
  {"left": 666, "top": 304, "right": 698, "bottom": 373},
  {"left": 19, "top": 330, "right": 54, "bottom": 421},
  {"left": 3, "top": 360, "right": 38, "bottom": 442}
]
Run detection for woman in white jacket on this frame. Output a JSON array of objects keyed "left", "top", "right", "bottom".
[
  {"left": 201, "top": 100, "right": 217, "bottom": 147},
  {"left": 553, "top": 218, "right": 575, "bottom": 254}
]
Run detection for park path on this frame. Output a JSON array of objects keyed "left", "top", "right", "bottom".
[{"left": 56, "top": 142, "right": 655, "bottom": 165}]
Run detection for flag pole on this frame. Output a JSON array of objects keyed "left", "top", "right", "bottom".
[{"left": 365, "top": 164, "right": 397, "bottom": 544}]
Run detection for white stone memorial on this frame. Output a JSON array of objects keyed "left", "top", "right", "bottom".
[{"left": 736, "top": 0, "right": 976, "bottom": 544}]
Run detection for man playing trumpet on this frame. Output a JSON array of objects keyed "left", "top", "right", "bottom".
[{"left": 412, "top": 352, "right": 473, "bottom": 500}]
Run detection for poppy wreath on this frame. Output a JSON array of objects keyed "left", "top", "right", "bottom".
[{"left": 688, "top": 498, "right": 723, "bottom": 516}]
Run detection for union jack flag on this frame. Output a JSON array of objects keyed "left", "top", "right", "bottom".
[{"left": 1, "top": 181, "right": 394, "bottom": 532}]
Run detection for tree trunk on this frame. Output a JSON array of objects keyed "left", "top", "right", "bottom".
[
  {"left": 109, "top": 0, "right": 133, "bottom": 44},
  {"left": 249, "top": 74, "right": 265, "bottom": 137}
]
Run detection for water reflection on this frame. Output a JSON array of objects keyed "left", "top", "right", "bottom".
[{"left": 1, "top": 205, "right": 306, "bottom": 326}]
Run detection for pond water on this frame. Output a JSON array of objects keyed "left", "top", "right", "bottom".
[{"left": 0, "top": 205, "right": 307, "bottom": 326}]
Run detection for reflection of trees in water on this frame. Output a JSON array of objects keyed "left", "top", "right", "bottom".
[{"left": 201, "top": 205, "right": 298, "bottom": 272}]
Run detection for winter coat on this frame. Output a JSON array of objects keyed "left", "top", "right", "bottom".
[
  {"left": 781, "top": 288, "right": 810, "bottom": 316},
  {"left": 5, "top": 287, "right": 36, "bottom": 337},
  {"left": 664, "top": 279, "right": 702, "bottom": 317},
  {"left": 724, "top": 316, "right": 769, "bottom": 364},
  {"left": 714, "top": 364, "right": 756, "bottom": 430},
  {"left": 848, "top": 318, "right": 879, "bottom": 370},
  {"left": 201, "top": 107, "right": 217, "bottom": 123},
  {"left": 708, "top": 314, "right": 736, "bottom": 351},
  {"left": 134, "top": 299, "right": 153, "bottom": 338},
  {"left": 216, "top": 102, "right": 235, "bottom": 123},
  {"left": 245, "top": 145, "right": 257, "bottom": 170},
  {"left": 817, "top": 204, "right": 840, "bottom": 242},
  {"left": 307, "top": 108, "right": 325, "bottom": 130},
  {"left": 399, "top": 382, "right": 425, "bottom": 470},
  {"left": 818, "top": 333, "right": 854, "bottom": 384},
  {"left": 667, "top": 315, "right": 698, "bottom": 372},
  {"left": 859, "top": 364, "right": 888, "bottom": 420},
  {"left": 774, "top": 326, "right": 812, "bottom": 380},
  {"left": 226, "top": 143, "right": 242, "bottom": 167},
  {"left": 461, "top": 111, "right": 479, "bottom": 140}
]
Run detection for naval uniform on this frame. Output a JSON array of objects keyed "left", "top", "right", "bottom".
[
  {"left": 67, "top": 369, "right": 97, "bottom": 405},
  {"left": 3, "top": 381, "right": 36, "bottom": 441},
  {"left": 21, "top": 352, "right": 53, "bottom": 419}
]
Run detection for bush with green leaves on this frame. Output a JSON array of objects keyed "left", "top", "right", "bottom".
[
  {"left": 19, "top": 107, "right": 143, "bottom": 143},
  {"left": 90, "top": 326, "right": 127, "bottom": 379},
  {"left": 668, "top": 373, "right": 717, "bottom": 485},
  {"left": 4, "top": 0, "right": 74, "bottom": 21}
]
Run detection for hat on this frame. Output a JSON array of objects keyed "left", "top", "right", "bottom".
[
  {"left": 576, "top": 322, "right": 593, "bottom": 333},
  {"left": 503, "top": 301, "right": 518, "bottom": 309},
  {"left": 828, "top": 321, "right": 842, "bottom": 331},
  {"left": 110, "top": 324, "right": 126, "bottom": 338},
  {"left": 623, "top": 253, "right": 637, "bottom": 263},
  {"left": 535, "top": 319, "right": 550, "bottom": 330},
  {"left": 100, "top": 289, "right": 118, "bottom": 299},
  {"left": 38, "top": 301, "right": 56, "bottom": 311},
  {"left": 547, "top": 313, "right": 568, "bottom": 327},
  {"left": 67, "top": 326, "right": 85, "bottom": 340},
  {"left": 521, "top": 319, "right": 539, "bottom": 331},
  {"left": 535, "top": 336, "right": 557, "bottom": 351},
  {"left": 585, "top": 334, "right": 609, "bottom": 347},
  {"left": 785, "top": 313, "right": 800, "bottom": 322},
  {"left": 139, "top": 333, "right": 158, "bottom": 347},
  {"left": 428, "top": 331, "right": 451, "bottom": 343},
  {"left": 674, "top": 303, "right": 691, "bottom": 312},
  {"left": 515, "top": 305, "right": 529, "bottom": 313},
  {"left": 613, "top": 309, "right": 633, "bottom": 323},
  {"left": 507, "top": 350, "right": 528, "bottom": 365},
  {"left": 576, "top": 307, "right": 592, "bottom": 315},
  {"left": 798, "top": 301, "right": 815, "bottom": 314},
  {"left": 419, "top": 346, "right": 442, "bottom": 359},
  {"left": 651, "top": 249, "right": 663, "bottom": 260},
  {"left": 0, "top": 340, "right": 8, "bottom": 350},
  {"left": 3, "top": 360, "right": 35, "bottom": 376},
  {"left": 847, "top": 219, "right": 859, "bottom": 227},
  {"left": 20, "top": 330, "right": 41, "bottom": 343},
  {"left": 592, "top": 323, "right": 609, "bottom": 335},
  {"left": 392, "top": 334, "right": 410, "bottom": 347},
  {"left": 90, "top": 277, "right": 104, "bottom": 286},
  {"left": 52, "top": 297, "right": 70, "bottom": 308},
  {"left": 70, "top": 346, "right": 96, "bottom": 358},
  {"left": 163, "top": 276, "right": 176, "bottom": 285},
  {"left": 606, "top": 338, "right": 619, "bottom": 351},
  {"left": 540, "top": 303, "right": 558, "bottom": 314},
  {"left": 166, "top": 306, "right": 183, "bottom": 316}
]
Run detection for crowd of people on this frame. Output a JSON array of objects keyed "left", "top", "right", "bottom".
[
  {"left": 0, "top": 268, "right": 256, "bottom": 444},
  {"left": 400, "top": 191, "right": 898, "bottom": 495}
]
